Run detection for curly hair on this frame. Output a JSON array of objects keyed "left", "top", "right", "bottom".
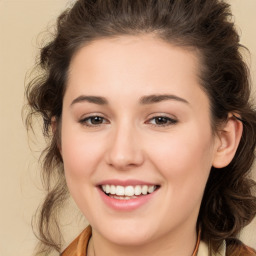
[{"left": 25, "top": 0, "right": 256, "bottom": 255}]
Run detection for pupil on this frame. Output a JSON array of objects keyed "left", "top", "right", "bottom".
[
  {"left": 92, "top": 117, "right": 102, "bottom": 124},
  {"left": 156, "top": 117, "right": 167, "bottom": 124}
]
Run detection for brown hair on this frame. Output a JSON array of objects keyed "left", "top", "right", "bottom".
[{"left": 25, "top": 0, "right": 256, "bottom": 254}]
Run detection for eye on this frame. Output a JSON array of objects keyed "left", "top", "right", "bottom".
[
  {"left": 79, "top": 115, "right": 109, "bottom": 127},
  {"left": 146, "top": 116, "right": 178, "bottom": 127}
]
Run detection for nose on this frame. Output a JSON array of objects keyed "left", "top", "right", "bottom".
[{"left": 105, "top": 123, "right": 144, "bottom": 170}]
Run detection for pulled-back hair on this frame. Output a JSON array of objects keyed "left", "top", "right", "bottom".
[{"left": 25, "top": 0, "right": 256, "bottom": 255}]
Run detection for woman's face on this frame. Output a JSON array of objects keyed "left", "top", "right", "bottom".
[{"left": 61, "top": 35, "right": 220, "bottom": 246}]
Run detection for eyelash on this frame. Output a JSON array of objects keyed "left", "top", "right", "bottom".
[
  {"left": 79, "top": 115, "right": 178, "bottom": 127},
  {"left": 146, "top": 116, "right": 178, "bottom": 127},
  {"left": 79, "top": 115, "right": 109, "bottom": 127}
]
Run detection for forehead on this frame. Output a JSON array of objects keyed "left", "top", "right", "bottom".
[
  {"left": 68, "top": 35, "right": 201, "bottom": 83},
  {"left": 66, "top": 35, "right": 207, "bottom": 108}
]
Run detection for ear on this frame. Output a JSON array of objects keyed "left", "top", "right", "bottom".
[
  {"left": 51, "top": 116, "right": 62, "bottom": 155},
  {"left": 212, "top": 114, "right": 243, "bottom": 168},
  {"left": 51, "top": 116, "right": 57, "bottom": 133}
]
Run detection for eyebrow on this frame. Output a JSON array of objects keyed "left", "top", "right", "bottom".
[
  {"left": 71, "top": 95, "right": 108, "bottom": 106},
  {"left": 70, "top": 94, "right": 189, "bottom": 107},
  {"left": 139, "top": 94, "right": 189, "bottom": 105}
]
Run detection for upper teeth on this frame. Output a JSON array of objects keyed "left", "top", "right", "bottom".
[{"left": 101, "top": 185, "right": 157, "bottom": 196}]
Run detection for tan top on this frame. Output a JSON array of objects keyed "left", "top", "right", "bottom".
[
  {"left": 61, "top": 226, "right": 92, "bottom": 256},
  {"left": 61, "top": 226, "right": 256, "bottom": 256}
]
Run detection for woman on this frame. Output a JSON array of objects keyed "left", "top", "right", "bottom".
[{"left": 25, "top": 0, "right": 256, "bottom": 255}]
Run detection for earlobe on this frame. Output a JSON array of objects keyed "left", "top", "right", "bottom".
[
  {"left": 51, "top": 117, "right": 57, "bottom": 133},
  {"left": 212, "top": 114, "right": 243, "bottom": 168}
]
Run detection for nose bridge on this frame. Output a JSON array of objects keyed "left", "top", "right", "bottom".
[{"left": 106, "top": 120, "right": 144, "bottom": 169}]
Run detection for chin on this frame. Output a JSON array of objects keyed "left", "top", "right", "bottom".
[{"left": 94, "top": 220, "right": 157, "bottom": 246}]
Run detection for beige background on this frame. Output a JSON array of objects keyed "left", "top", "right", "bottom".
[{"left": 0, "top": 0, "right": 255, "bottom": 255}]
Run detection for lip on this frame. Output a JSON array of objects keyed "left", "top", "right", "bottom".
[{"left": 97, "top": 181, "right": 159, "bottom": 211}]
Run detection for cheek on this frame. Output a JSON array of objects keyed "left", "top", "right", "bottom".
[
  {"left": 148, "top": 126, "right": 214, "bottom": 186},
  {"left": 60, "top": 123, "right": 104, "bottom": 181},
  {"left": 60, "top": 124, "right": 106, "bottom": 215},
  {"left": 150, "top": 128, "right": 215, "bottom": 220}
]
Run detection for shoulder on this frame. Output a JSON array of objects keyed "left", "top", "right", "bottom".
[{"left": 226, "top": 238, "right": 256, "bottom": 256}]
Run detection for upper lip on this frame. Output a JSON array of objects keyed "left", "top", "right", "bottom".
[{"left": 97, "top": 179, "right": 159, "bottom": 187}]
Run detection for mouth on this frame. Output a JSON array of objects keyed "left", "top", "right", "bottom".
[{"left": 99, "top": 184, "right": 160, "bottom": 200}]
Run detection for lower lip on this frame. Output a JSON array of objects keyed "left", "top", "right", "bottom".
[{"left": 97, "top": 187, "right": 158, "bottom": 211}]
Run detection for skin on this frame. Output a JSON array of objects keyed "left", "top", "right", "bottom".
[{"left": 60, "top": 35, "right": 242, "bottom": 256}]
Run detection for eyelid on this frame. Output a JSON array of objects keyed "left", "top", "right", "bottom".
[{"left": 146, "top": 112, "right": 177, "bottom": 120}]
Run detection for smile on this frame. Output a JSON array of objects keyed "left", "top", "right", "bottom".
[{"left": 101, "top": 184, "right": 159, "bottom": 199}]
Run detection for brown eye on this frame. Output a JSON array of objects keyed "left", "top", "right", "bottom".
[
  {"left": 89, "top": 116, "right": 104, "bottom": 125},
  {"left": 155, "top": 117, "right": 169, "bottom": 125},
  {"left": 79, "top": 116, "right": 108, "bottom": 126},
  {"left": 147, "top": 116, "right": 178, "bottom": 127}
]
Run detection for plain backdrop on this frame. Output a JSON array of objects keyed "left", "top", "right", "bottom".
[{"left": 0, "top": 0, "right": 255, "bottom": 255}]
